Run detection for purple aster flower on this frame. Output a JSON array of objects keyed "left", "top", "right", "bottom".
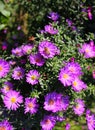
[
  {"left": 17, "top": 25, "right": 21, "bottom": 30},
  {"left": 65, "top": 62, "right": 83, "bottom": 77},
  {"left": 12, "top": 66, "right": 25, "bottom": 80},
  {"left": 2, "top": 41, "right": 8, "bottom": 50},
  {"left": 26, "top": 70, "right": 40, "bottom": 85},
  {"left": 3, "top": 90, "right": 23, "bottom": 110},
  {"left": 66, "top": 19, "right": 73, "bottom": 27},
  {"left": 87, "top": 7, "right": 92, "bottom": 20},
  {"left": 39, "top": 40, "right": 59, "bottom": 59},
  {"left": 92, "top": 70, "right": 95, "bottom": 79},
  {"left": 72, "top": 78, "right": 87, "bottom": 92},
  {"left": 56, "top": 115, "right": 65, "bottom": 122},
  {"left": 11, "top": 47, "right": 24, "bottom": 57},
  {"left": 58, "top": 68, "right": 74, "bottom": 87},
  {"left": 44, "top": 92, "right": 60, "bottom": 112},
  {"left": 73, "top": 99, "right": 85, "bottom": 116},
  {"left": 40, "top": 115, "right": 56, "bottom": 130},
  {"left": 29, "top": 53, "right": 45, "bottom": 66},
  {"left": 44, "top": 25, "right": 58, "bottom": 35},
  {"left": 9, "top": 60, "right": 16, "bottom": 66},
  {"left": 0, "top": 120, "right": 13, "bottom": 130},
  {"left": 65, "top": 123, "right": 70, "bottom": 130},
  {"left": 79, "top": 43, "right": 95, "bottom": 58},
  {"left": 47, "top": 12, "right": 59, "bottom": 21},
  {"left": 57, "top": 95, "right": 69, "bottom": 111},
  {"left": 44, "top": 92, "right": 69, "bottom": 112},
  {"left": 86, "top": 110, "right": 95, "bottom": 130},
  {"left": 1, "top": 81, "right": 13, "bottom": 94},
  {"left": 22, "top": 44, "right": 34, "bottom": 55},
  {"left": 24, "top": 97, "right": 39, "bottom": 114},
  {"left": 0, "top": 59, "right": 10, "bottom": 78}
]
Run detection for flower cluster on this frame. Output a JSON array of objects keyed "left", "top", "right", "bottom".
[
  {"left": 58, "top": 61, "right": 87, "bottom": 92},
  {"left": 0, "top": 9, "right": 95, "bottom": 130},
  {"left": 44, "top": 92, "right": 69, "bottom": 112}
]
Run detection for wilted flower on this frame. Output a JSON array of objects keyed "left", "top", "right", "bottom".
[
  {"left": 3, "top": 90, "right": 23, "bottom": 110},
  {"left": 12, "top": 66, "right": 25, "bottom": 80},
  {"left": 0, "top": 59, "right": 10, "bottom": 78},
  {"left": 24, "top": 97, "right": 39, "bottom": 114},
  {"left": 26, "top": 70, "right": 40, "bottom": 85},
  {"left": 40, "top": 115, "right": 56, "bottom": 130},
  {"left": 0, "top": 120, "right": 13, "bottom": 130}
]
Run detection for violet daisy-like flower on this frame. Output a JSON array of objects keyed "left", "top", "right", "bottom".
[
  {"left": 65, "top": 62, "right": 83, "bottom": 77},
  {"left": 26, "top": 70, "right": 40, "bottom": 85},
  {"left": 24, "top": 97, "right": 39, "bottom": 114},
  {"left": 0, "top": 59, "right": 10, "bottom": 78},
  {"left": 39, "top": 40, "right": 59, "bottom": 59},
  {"left": 86, "top": 110, "right": 95, "bottom": 130},
  {"left": 57, "top": 95, "right": 69, "bottom": 111},
  {"left": 73, "top": 99, "right": 85, "bottom": 116},
  {"left": 29, "top": 53, "right": 45, "bottom": 66},
  {"left": 72, "top": 78, "right": 87, "bottom": 92},
  {"left": 44, "top": 25, "right": 58, "bottom": 35},
  {"left": 3, "top": 90, "right": 23, "bottom": 110},
  {"left": 22, "top": 44, "right": 34, "bottom": 55},
  {"left": 40, "top": 115, "right": 56, "bottom": 130},
  {"left": 47, "top": 12, "right": 59, "bottom": 21},
  {"left": 1, "top": 81, "right": 13, "bottom": 94},
  {"left": 12, "top": 47, "right": 24, "bottom": 57},
  {"left": 0, "top": 120, "right": 13, "bottom": 130},
  {"left": 79, "top": 43, "right": 95, "bottom": 58},
  {"left": 65, "top": 123, "right": 70, "bottom": 130},
  {"left": 58, "top": 68, "right": 74, "bottom": 87},
  {"left": 12, "top": 66, "right": 25, "bottom": 80},
  {"left": 44, "top": 92, "right": 59, "bottom": 112}
]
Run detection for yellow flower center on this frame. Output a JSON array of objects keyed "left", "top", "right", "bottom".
[
  {"left": 73, "top": 81, "right": 77, "bottom": 86},
  {"left": 85, "top": 49, "right": 89, "bottom": 53},
  {"left": 31, "top": 75, "right": 36, "bottom": 80},
  {"left": 48, "top": 99, "right": 54, "bottom": 105},
  {"left": 5, "top": 86, "right": 10, "bottom": 91},
  {"left": 11, "top": 97, "right": 16, "bottom": 103},
  {"left": 0, "top": 65, "right": 3, "bottom": 72},
  {"left": 28, "top": 103, "right": 34, "bottom": 108},
  {"left": 44, "top": 47, "right": 50, "bottom": 55},
  {"left": 63, "top": 74, "right": 68, "bottom": 79},
  {"left": 0, "top": 126, "right": 6, "bottom": 130}
]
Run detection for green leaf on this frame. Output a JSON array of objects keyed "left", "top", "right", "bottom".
[
  {"left": 0, "top": 24, "right": 6, "bottom": 30},
  {"left": 0, "top": 10, "right": 10, "bottom": 17},
  {"left": 0, "top": 1, "right": 5, "bottom": 11}
]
